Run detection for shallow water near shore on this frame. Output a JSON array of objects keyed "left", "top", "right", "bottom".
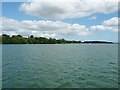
[{"left": 2, "top": 44, "right": 118, "bottom": 88}]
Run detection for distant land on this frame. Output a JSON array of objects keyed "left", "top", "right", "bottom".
[
  {"left": 83, "top": 41, "right": 114, "bottom": 44},
  {"left": 0, "top": 34, "right": 115, "bottom": 44}
]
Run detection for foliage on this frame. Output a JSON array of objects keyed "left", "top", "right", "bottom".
[{"left": 1, "top": 34, "right": 81, "bottom": 44}]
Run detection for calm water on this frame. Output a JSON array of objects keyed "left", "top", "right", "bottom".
[{"left": 2, "top": 44, "right": 118, "bottom": 88}]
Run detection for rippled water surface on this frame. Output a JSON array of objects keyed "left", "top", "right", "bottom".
[{"left": 2, "top": 44, "right": 118, "bottom": 88}]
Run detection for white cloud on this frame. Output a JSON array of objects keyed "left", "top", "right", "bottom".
[
  {"left": 102, "top": 17, "right": 118, "bottom": 26},
  {"left": 20, "top": 0, "right": 118, "bottom": 19},
  {"left": 1, "top": 17, "right": 91, "bottom": 38},
  {"left": 88, "top": 16, "right": 97, "bottom": 20},
  {"left": 1, "top": 17, "right": 118, "bottom": 39},
  {"left": 90, "top": 17, "right": 118, "bottom": 32}
]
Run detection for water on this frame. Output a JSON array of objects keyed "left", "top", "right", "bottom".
[{"left": 2, "top": 44, "right": 118, "bottom": 88}]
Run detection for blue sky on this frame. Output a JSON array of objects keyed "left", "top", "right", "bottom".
[{"left": 2, "top": 1, "right": 118, "bottom": 42}]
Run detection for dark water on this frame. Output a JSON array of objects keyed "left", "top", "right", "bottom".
[{"left": 2, "top": 44, "right": 118, "bottom": 88}]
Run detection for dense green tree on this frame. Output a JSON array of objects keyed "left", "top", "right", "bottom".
[
  {"left": 1, "top": 34, "right": 81, "bottom": 44},
  {"left": 2, "top": 34, "right": 11, "bottom": 44},
  {"left": 2, "top": 34, "right": 10, "bottom": 37},
  {"left": 30, "top": 35, "right": 34, "bottom": 38}
]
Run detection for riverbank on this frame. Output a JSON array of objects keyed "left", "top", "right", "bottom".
[{"left": 0, "top": 34, "right": 114, "bottom": 44}]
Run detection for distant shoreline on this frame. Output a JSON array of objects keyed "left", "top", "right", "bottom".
[
  {"left": 0, "top": 34, "right": 116, "bottom": 44},
  {"left": 1, "top": 42, "right": 116, "bottom": 44}
]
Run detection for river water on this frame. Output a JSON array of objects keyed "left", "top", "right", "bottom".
[{"left": 2, "top": 44, "right": 118, "bottom": 88}]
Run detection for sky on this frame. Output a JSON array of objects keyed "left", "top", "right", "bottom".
[{"left": 1, "top": 0, "right": 119, "bottom": 42}]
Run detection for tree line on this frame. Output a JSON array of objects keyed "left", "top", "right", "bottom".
[{"left": 0, "top": 34, "right": 81, "bottom": 44}]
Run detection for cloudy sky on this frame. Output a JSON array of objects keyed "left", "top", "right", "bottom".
[{"left": 1, "top": 0, "right": 119, "bottom": 42}]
